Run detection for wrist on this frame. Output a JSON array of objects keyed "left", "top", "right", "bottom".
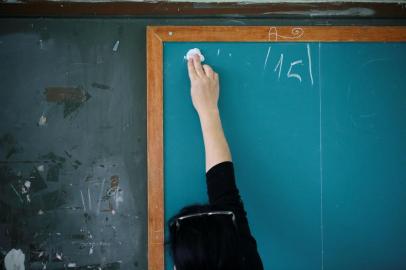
[{"left": 198, "top": 108, "right": 220, "bottom": 122}]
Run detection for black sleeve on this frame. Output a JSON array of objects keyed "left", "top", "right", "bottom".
[
  {"left": 206, "top": 161, "right": 252, "bottom": 237},
  {"left": 206, "top": 161, "right": 264, "bottom": 270}
]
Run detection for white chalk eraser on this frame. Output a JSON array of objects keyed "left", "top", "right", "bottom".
[{"left": 185, "top": 48, "right": 205, "bottom": 62}]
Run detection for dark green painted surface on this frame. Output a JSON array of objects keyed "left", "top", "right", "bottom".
[
  {"left": 164, "top": 42, "right": 406, "bottom": 270},
  {"left": 0, "top": 19, "right": 147, "bottom": 270}
]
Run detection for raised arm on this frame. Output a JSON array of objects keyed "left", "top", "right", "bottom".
[{"left": 187, "top": 54, "right": 232, "bottom": 172}]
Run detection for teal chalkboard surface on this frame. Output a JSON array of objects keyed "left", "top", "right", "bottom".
[{"left": 162, "top": 40, "right": 406, "bottom": 270}]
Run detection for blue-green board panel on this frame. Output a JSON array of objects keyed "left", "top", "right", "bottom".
[{"left": 163, "top": 42, "right": 406, "bottom": 270}]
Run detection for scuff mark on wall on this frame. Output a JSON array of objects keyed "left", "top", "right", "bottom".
[
  {"left": 91, "top": 82, "right": 111, "bottom": 90},
  {"left": 44, "top": 86, "right": 91, "bottom": 118}
]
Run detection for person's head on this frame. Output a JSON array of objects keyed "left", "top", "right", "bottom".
[{"left": 168, "top": 204, "right": 242, "bottom": 270}]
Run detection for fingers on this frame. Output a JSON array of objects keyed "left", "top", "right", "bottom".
[
  {"left": 202, "top": 64, "right": 214, "bottom": 79},
  {"left": 187, "top": 54, "right": 218, "bottom": 80},
  {"left": 192, "top": 54, "right": 205, "bottom": 77},
  {"left": 187, "top": 58, "right": 197, "bottom": 80}
]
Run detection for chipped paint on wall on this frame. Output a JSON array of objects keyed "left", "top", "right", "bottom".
[{"left": 44, "top": 86, "right": 91, "bottom": 118}]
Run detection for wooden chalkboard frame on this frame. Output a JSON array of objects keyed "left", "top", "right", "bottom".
[{"left": 146, "top": 25, "right": 406, "bottom": 270}]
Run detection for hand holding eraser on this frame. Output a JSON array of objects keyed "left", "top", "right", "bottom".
[{"left": 185, "top": 48, "right": 205, "bottom": 62}]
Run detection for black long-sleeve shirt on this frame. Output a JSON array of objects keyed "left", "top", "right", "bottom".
[{"left": 206, "top": 161, "right": 264, "bottom": 270}]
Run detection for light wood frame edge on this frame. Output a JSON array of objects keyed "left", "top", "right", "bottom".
[
  {"left": 147, "top": 26, "right": 164, "bottom": 270},
  {"left": 147, "top": 25, "right": 406, "bottom": 270}
]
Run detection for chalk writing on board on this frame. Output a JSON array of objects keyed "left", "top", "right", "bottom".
[
  {"left": 268, "top": 27, "right": 304, "bottom": 41},
  {"left": 274, "top": 53, "right": 284, "bottom": 80},
  {"left": 287, "top": 60, "right": 304, "bottom": 82},
  {"left": 307, "top": 44, "right": 314, "bottom": 85},
  {"left": 269, "top": 44, "right": 314, "bottom": 85},
  {"left": 263, "top": 46, "right": 272, "bottom": 70}
]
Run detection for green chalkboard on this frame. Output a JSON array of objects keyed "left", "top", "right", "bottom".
[{"left": 163, "top": 42, "right": 406, "bottom": 270}]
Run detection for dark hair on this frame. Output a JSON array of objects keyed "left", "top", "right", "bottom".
[{"left": 168, "top": 204, "right": 242, "bottom": 270}]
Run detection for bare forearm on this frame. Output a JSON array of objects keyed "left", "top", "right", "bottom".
[{"left": 199, "top": 109, "right": 232, "bottom": 172}]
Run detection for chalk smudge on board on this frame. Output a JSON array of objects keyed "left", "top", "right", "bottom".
[
  {"left": 38, "top": 114, "right": 47, "bottom": 126},
  {"left": 99, "top": 175, "right": 124, "bottom": 213},
  {"left": 113, "top": 40, "right": 120, "bottom": 52},
  {"left": 4, "top": 249, "right": 25, "bottom": 270},
  {"left": 21, "top": 180, "right": 31, "bottom": 203},
  {"left": 44, "top": 86, "right": 91, "bottom": 118},
  {"left": 54, "top": 252, "right": 63, "bottom": 261},
  {"left": 88, "top": 188, "right": 92, "bottom": 211},
  {"left": 80, "top": 190, "right": 86, "bottom": 212}
]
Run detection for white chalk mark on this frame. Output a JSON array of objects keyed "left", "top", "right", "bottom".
[
  {"left": 112, "top": 40, "right": 120, "bottom": 52},
  {"left": 55, "top": 252, "right": 63, "bottom": 261},
  {"left": 68, "top": 263, "right": 77, "bottom": 268},
  {"left": 80, "top": 190, "right": 86, "bottom": 212},
  {"left": 307, "top": 44, "right": 314, "bottom": 85},
  {"left": 268, "top": 26, "right": 304, "bottom": 41},
  {"left": 4, "top": 249, "right": 25, "bottom": 270},
  {"left": 263, "top": 46, "right": 272, "bottom": 70},
  {"left": 287, "top": 60, "right": 303, "bottom": 82},
  {"left": 10, "top": 184, "right": 23, "bottom": 203},
  {"left": 37, "top": 165, "right": 45, "bottom": 172},
  {"left": 217, "top": 48, "right": 220, "bottom": 56},
  {"left": 97, "top": 178, "right": 106, "bottom": 214},
  {"left": 268, "top": 27, "right": 277, "bottom": 41},
  {"left": 274, "top": 53, "right": 284, "bottom": 80},
  {"left": 88, "top": 188, "right": 92, "bottom": 211},
  {"left": 318, "top": 42, "right": 324, "bottom": 270},
  {"left": 24, "top": 181, "right": 31, "bottom": 189},
  {"left": 38, "top": 115, "right": 47, "bottom": 126}
]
